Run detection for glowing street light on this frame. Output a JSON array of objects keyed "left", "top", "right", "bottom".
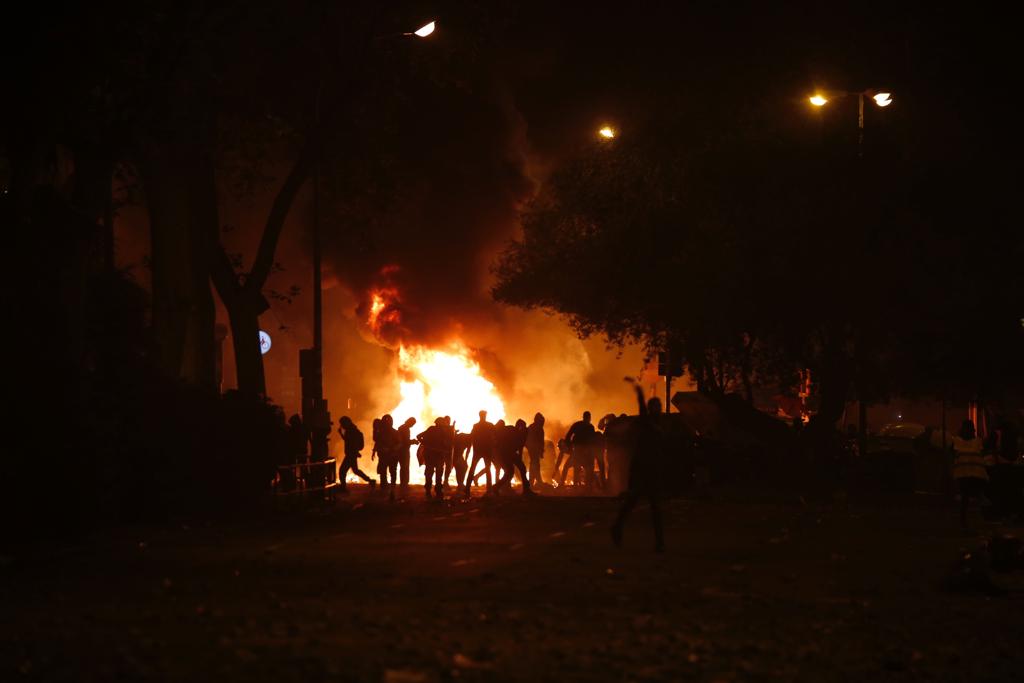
[
  {"left": 808, "top": 88, "right": 893, "bottom": 157},
  {"left": 598, "top": 125, "right": 616, "bottom": 139},
  {"left": 408, "top": 20, "right": 436, "bottom": 37}
]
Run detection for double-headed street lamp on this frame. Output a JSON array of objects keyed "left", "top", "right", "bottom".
[
  {"left": 303, "top": 18, "right": 437, "bottom": 464},
  {"left": 809, "top": 87, "right": 892, "bottom": 455},
  {"left": 808, "top": 89, "right": 893, "bottom": 157}
]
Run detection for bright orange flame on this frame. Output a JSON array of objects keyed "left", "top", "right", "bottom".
[
  {"left": 369, "top": 293, "right": 386, "bottom": 324},
  {"left": 367, "top": 288, "right": 402, "bottom": 336},
  {"left": 390, "top": 342, "right": 506, "bottom": 431}
]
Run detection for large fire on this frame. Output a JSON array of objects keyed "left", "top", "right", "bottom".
[
  {"left": 367, "top": 285, "right": 506, "bottom": 431},
  {"left": 390, "top": 342, "right": 506, "bottom": 430}
]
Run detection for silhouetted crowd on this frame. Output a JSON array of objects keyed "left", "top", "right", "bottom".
[
  {"left": 339, "top": 409, "right": 629, "bottom": 502},
  {"left": 280, "top": 381, "right": 669, "bottom": 550}
]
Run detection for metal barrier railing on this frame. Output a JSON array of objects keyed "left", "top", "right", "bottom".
[{"left": 273, "top": 459, "right": 338, "bottom": 497}]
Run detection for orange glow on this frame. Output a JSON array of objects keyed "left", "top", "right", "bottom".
[
  {"left": 598, "top": 125, "right": 616, "bottom": 139},
  {"left": 367, "top": 288, "right": 402, "bottom": 335},
  {"left": 873, "top": 92, "right": 892, "bottom": 107},
  {"left": 391, "top": 342, "right": 506, "bottom": 430},
  {"left": 809, "top": 94, "right": 828, "bottom": 107}
]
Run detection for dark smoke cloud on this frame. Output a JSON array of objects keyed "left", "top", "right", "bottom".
[{"left": 325, "top": 78, "right": 533, "bottom": 348}]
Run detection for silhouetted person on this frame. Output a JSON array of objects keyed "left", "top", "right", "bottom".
[
  {"left": 371, "top": 417, "right": 385, "bottom": 483},
  {"left": 952, "top": 419, "right": 988, "bottom": 530},
  {"left": 418, "top": 418, "right": 450, "bottom": 498},
  {"left": 612, "top": 382, "right": 666, "bottom": 552},
  {"left": 449, "top": 430, "right": 471, "bottom": 487},
  {"left": 441, "top": 416, "right": 457, "bottom": 490},
  {"left": 377, "top": 414, "right": 399, "bottom": 499},
  {"left": 484, "top": 419, "right": 509, "bottom": 485},
  {"left": 495, "top": 419, "right": 534, "bottom": 495},
  {"left": 337, "top": 416, "right": 375, "bottom": 492},
  {"left": 465, "top": 410, "right": 495, "bottom": 496},
  {"left": 543, "top": 439, "right": 557, "bottom": 482},
  {"left": 526, "top": 413, "right": 546, "bottom": 486},
  {"left": 591, "top": 427, "right": 608, "bottom": 491},
  {"left": 554, "top": 438, "right": 573, "bottom": 486},
  {"left": 396, "top": 417, "right": 417, "bottom": 489},
  {"left": 601, "top": 413, "right": 629, "bottom": 495},
  {"left": 562, "top": 411, "right": 597, "bottom": 488}
]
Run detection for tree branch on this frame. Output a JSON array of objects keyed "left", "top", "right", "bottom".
[{"left": 247, "top": 145, "right": 314, "bottom": 290}]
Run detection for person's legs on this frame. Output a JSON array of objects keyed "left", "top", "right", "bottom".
[
  {"left": 454, "top": 451, "right": 467, "bottom": 486},
  {"left": 595, "top": 451, "right": 607, "bottom": 491},
  {"left": 558, "top": 452, "right": 573, "bottom": 486},
  {"left": 611, "top": 490, "right": 639, "bottom": 545},
  {"left": 493, "top": 456, "right": 512, "bottom": 492},
  {"left": 527, "top": 449, "right": 542, "bottom": 486},
  {"left": 515, "top": 458, "right": 532, "bottom": 494},
  {"left": 553, "top": 451, "right": 567, "bottom": 481},
  {"left": 465, "top": 455, "right": 479, "bottom": 488},
  {"left": 483, "top": 455, "right": 493, "bottom": 491},
  {"left": 433, "top": 455, "right": 445, "bottom": 497},
  {"left": 338, "top": 460, "right": 350, "bottom": 492},
  {"left": 442, "top": 453, "right": 453, "bottom": 486},
  {"left": 400, "top": 452, "right": 411, "bottom": 486},
  {"left": 580, "top": 446, "right": 596, "bottom": 490}
]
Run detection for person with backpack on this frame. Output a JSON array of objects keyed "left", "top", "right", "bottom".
[{"left": 338, "top": 416, "right": 375, "bottom": 493}]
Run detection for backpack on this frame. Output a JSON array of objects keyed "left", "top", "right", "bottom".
[{"left": 349, "top": 429, "right": 365, "bottom": 453}]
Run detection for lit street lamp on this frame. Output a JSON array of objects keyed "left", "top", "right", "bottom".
[
  {"left": 808, "top": 88, "right": 893, "bottom": 157},
  {"left": 598, "top": 125, "right": 616, "bottom": 140},
  {"left": 407, "top": 21, "right": 436, "bottom": 38}
]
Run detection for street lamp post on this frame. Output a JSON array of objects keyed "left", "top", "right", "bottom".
[
  {"left": 808, "top": 86, "right": 892, "bottom": 458},
  {"left": 302, "top": 19, "right": 437, "bottom": 466}
]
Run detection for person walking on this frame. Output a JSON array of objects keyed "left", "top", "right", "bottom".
[{"left": 337, "top": 417, "right": 375, "bottom": 492}]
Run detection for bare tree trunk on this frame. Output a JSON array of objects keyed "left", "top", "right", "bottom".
[{"left": 224, "top": 293, "right": 267, "bottom": 396}]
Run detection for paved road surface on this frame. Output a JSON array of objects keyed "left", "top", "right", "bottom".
[{"left": 2, "top": 486, "right": 1021, "bottom": 681}]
